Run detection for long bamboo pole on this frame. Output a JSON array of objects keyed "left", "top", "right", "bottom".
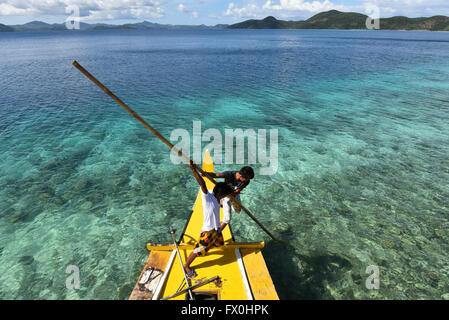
[{"left": 72, "top": 60, "right": 278, "bottom": 241}]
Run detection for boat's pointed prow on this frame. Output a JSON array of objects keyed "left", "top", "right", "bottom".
[
  {"left": 202, "top": 149, "right": 215, "bottom": 191},
  {"left": 202, "top": 149, "right": 214, "bottom": 171}
]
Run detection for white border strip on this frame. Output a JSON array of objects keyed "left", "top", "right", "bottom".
[
  {"left": 152, "top": 250, "right": 177, "bottom": 300},
  {"left": 235, "top": 248, "right": 253, "bottom": 300}
]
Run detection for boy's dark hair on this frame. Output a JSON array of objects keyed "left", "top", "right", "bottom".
[
  {"left": 213, "top": 182, "right": 233, "bottom": 197},
  {"left": 239, "top": 166, "right": 254, "bottom": 179}
]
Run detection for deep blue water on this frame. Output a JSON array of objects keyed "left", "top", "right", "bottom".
[{"left": 0, "top": 29, "right": 448, "bottom": 299}]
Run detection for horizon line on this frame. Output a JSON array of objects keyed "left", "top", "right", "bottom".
[{"left": 2, "top": 9, "right": 449, "bottom": 27}]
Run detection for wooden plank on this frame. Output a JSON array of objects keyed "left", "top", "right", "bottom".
[
  {"left": 129, "top": 250, "right": 174, "bottom": 300},
  {"left": 240, "top": 249, "right": 279, "bottom": 300},
  {"left": 235, "top": 248, "right": 253, "bottom": 300},
  {"left": 152, "top": 250, "right": 176, "bottom": 300}
]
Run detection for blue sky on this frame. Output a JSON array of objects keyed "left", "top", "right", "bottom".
[{"left": 1, "top": 0, "right": 448, "bottom": 25}]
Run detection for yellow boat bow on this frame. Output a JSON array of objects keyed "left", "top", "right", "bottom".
[{"left": 129, "top": 150, "right": 279, "bottom": 300}]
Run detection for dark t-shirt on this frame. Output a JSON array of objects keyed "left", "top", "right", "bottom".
[{"left": 222, "top": 171, "right": 249, "bottom": 191}]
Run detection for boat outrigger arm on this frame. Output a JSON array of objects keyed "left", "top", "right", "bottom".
[{"left": 146, "top": 242, "right": 265, "bottom": 251}]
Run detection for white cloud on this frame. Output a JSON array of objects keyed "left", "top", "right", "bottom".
[
  {"left": 263, "top": 0, "right": 338, "bottom": 12},
  {"left": 0, "top": 3, "right": 38, "bottom": 16},
  {"left": 1, "top": 0, "right": 448, "bottom": 23},
  {"left": 0, "top": 0, "right": 165, "bottom": 21},
  {"left": 224, "top": 2, "right": 264, "bottom": 18},
  {"left": 177, "top": 3, "right": 199, "bottom": 19},
  {"left": 223, "top": 0, "right": 449, "bottom": 20},
  {"left": 371, "top": 0, "right": 449, "bottom": 17},
  {"left": 177, "top": 4, "right": 187, "bottom": 13},
  {"left": 224, "top": 0, "right": 346, "bottom": 19}
]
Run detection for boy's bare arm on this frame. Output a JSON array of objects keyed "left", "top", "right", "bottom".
[
  {"left": 190, "top": 160, "right": 208, "bottom": 194},
  {"left": 201, "top": 172, "right": 224, "bottom": 179}
]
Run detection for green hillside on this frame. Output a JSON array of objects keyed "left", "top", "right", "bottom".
[
  {"left": 227, "top": 16, "right": 300, "bottom": 29},
  {"left": 0, "top": 23, "right": 14, "bottom": 32},
  {"left": 299, "top": 10, "right": 367, "bottom": 29},
  {"left": 228, "top": 10, "right": 449, "bottom": 31},
  {"left": 381, "top": 15, "right": 449, "bottom": 31}
]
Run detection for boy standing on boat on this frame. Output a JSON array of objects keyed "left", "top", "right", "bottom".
[
  {"left": 184, "top": 160, "right": 234, "bottom": 277},
  {"left": 202, "top": 167, "right": 255, "bottom": 232}
]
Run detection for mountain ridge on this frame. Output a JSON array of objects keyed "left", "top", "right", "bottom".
[
  {"left": 0, "top": 20, "right": 227, "bottom": 32},
  {"left": 228, "top": 10, "right": 449, "bottom": 31}
]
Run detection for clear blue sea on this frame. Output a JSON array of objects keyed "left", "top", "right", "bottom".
[{"left": 0, "top": 29, "right": 448, "bottom": 300}]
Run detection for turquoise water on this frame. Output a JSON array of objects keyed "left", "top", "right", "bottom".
[{"left": 0, "top": 29, "right": 448, "bottom": 299}]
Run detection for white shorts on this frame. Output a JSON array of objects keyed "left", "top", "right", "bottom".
[{"left": 222, "top": 194, "right": 241, "bottom": 225}]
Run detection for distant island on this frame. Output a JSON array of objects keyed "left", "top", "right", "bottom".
[
  {"left": 228, "top": 10, "right": 449, "bottom": 31},
  {"left": 0, "top": 20, "right": 227, "bottom": 32},
  {"left": 2, "top": 10, "right": 449, "bottom": 32}
]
